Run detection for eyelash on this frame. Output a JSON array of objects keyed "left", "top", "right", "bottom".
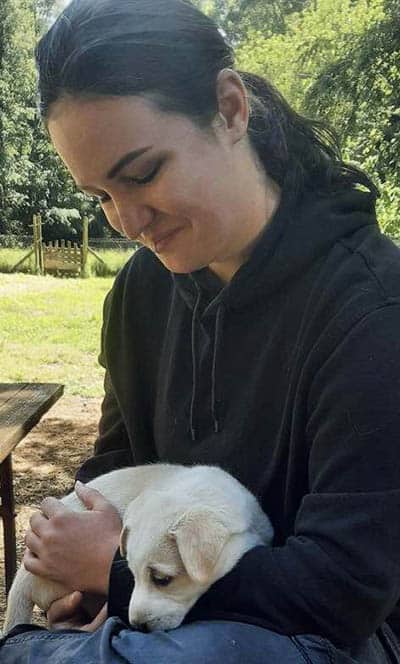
[{"left": 97, "top": 162, "right": 162, "bottom": 204}]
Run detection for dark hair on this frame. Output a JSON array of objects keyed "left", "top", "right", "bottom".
[{"left": 35, "top": 0, "right": 378, "bottom": 200}]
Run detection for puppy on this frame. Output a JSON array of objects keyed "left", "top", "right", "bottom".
[{"left": 4, "top": 463, "right": 273, "bottom": 633}]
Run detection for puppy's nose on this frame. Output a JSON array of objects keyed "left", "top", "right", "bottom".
[{"left": 135, "top": 622, "right": 149, "bottom": 633}]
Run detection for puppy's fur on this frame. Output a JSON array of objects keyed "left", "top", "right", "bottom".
[{"left": 4, "top": 464, "right": 273, "bottom": 633}]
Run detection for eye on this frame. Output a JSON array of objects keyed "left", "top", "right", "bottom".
[
  {"left": 150, "top": 570, "right": 173, "bottom": 587},
  {"left": 98, "top": 193, "right": 111, "bottom": 204},
  {"left": 94, "top": 161, "right": 163, "bottom": 205},
  {"left": 129, "top": 161, "right": 163, "bottom": 186}
]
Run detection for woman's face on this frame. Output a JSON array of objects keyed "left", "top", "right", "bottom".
[{"left": 48, "top": 94, "right": 278, "bottom": 281}]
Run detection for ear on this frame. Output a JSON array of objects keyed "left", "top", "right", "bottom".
[
  {"left": 215, "top": 68, "right": 249, "bottom": 143},
  {"left": 120, "top": 525, "right": 129, "bottom": 558},
  {"left": 169, "top": 510, "right": 230, "bottom": 584}
]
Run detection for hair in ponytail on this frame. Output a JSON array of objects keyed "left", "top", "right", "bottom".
[
  {"left": 35, "top": 0, "right": 378, "bottom": 200},
  {"left": 240, "top": 71, "right": 378, "bottom": 199}
]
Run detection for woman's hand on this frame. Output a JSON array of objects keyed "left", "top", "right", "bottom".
[
  {"left": 47, "top": 591, "right": 108, "bottom": 632},
  {"left": 23, "top": 481, "right": 122, "bottom": 595}
]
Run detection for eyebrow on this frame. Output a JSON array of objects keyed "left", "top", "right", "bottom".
[
  {"left": 107, "top": 146, "right": 153, "bottom": 179},
  {"left": 77, "top": 146, "right": 153, "bottom": 192}
]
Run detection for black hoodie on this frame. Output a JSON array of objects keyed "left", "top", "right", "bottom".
[{"left": 77, "top": 186, "right": 400, "bottom": 649}]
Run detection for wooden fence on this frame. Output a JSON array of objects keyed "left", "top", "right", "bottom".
[{"left": 10, "top": 214, "right": 108, "bottom": 277}]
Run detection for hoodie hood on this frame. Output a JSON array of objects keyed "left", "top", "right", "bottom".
[{"left": 171, "top": 185, "right": 378, "bottom": 440}]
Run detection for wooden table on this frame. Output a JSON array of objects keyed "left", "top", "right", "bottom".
[{"left": 0, "top": 383, "right": 64, "bottom": 594}]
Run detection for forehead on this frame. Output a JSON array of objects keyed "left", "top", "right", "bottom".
[
  {"left": 46, "top": 95, "right": 201, "bottom": 183},
  {"left": 127, "top": 522, "right": 183, "bottom": 573},
  {"left": 124, "top": 493, "right": 179, "bottom": 553}
]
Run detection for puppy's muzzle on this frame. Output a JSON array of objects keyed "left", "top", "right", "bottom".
[{"left": 133, "top": 622, "right": 150, "bottom": 633}]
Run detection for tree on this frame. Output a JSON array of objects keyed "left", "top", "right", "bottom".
[
  {"left": 1, "top": 0, "right": 398, "bottom": 238},
  {"left": 0, "top": 0, "right": 37, "bottom": 234},
  {"left": 305, "top": 0, "right": 400, "bottom": 234},
  {"left": 0, "top": 0, "right": 108, "bottom": 239},
  {"left": 192, "top": 0, "right": 310, "bottom": 43},
  {"left": 236, "top": 0, "right": 400, "bottom": 234}
]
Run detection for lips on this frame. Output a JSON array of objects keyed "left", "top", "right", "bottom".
[{"left": 149, "top": 227, "right": 183, "bottom": 252}]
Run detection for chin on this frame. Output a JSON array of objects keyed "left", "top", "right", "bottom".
[
  {"left": 146, "top": 612, "right": 186, "bottom": 632},
  {"left": 156, "top": 253, "right": 208, "bottom": 275}
]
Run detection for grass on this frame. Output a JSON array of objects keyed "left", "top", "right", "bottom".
[{"left": 0, "top": 273, "right": 115, "bottom": 397}]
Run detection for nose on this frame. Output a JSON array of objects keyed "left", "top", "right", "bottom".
[
  {"left": 113, "top": 201, "right": 154, "bottom": 240},
  {"left": 134, "top": 622, "right": 149, "bottom": 633}
]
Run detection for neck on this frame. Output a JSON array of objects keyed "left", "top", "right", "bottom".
[{"left": 210, "top": 176, "right": 281, "bottom": 283}]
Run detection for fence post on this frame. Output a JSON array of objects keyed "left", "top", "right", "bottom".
[
  {"left": 33, "top": 215, "right": 38, "bottom": 273},
  {"left": 33, "top": 214, "right": 43, "bottom": 275},
  {"left": 37, "top": 214, "right": 44, "bottom": 275},
  {"left": 81, "top": 216, "right": 89, "bottom": 278}
]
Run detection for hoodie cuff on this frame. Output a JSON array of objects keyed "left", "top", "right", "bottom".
[{"left": 107, "top": 549, "right": 134, "bottom": 624}]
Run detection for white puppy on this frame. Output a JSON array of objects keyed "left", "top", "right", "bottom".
[{"left": 4, "top": 463, "right": 273, "bottom": 633}]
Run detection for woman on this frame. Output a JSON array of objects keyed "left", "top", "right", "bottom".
[{"left": 2, "top": 0, "right": 400, "bottom": 661}]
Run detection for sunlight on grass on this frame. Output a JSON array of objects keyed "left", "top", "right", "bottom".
[{"left": 0, "top": 273, "right": 114, "bottom": 396}]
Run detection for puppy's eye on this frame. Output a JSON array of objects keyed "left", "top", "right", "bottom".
[{"left": 150, "top": 570, "right": 173, "bottom": 587}]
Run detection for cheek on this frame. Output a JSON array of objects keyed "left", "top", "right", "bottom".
[
  {"left": 164, "top": 147, "right": 230, "bottom": 215},
  {"left": 101, "top": 205, "right": 122, "bottom": 234}
]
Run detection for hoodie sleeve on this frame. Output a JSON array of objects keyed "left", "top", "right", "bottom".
[
  {"left": 76, "top": 289, "right": 133, "bottom": 483},
  {"left": 186, "top": 304, "right": 400, "bottom": 647}
]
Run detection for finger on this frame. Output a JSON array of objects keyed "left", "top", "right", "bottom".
[
  {"left": 40, "top": 496, "right": 69, "bottom": 518},
  {"left": 23, "top": 549, "right": 44, "bottom": 575},
  {"left": 82, "top": 603, "right": 108, "bottom": 632},
  {"left": 24, "top": 529, "right": 42, "bottom": 555},
  {"left": 74, "top": 481, "right": 114, "bottom": 512},
  {"left": 29, "top": 511, "right": 49, "bottom": 534},
  {"left": 47, "top": 591, "right": 83, "bottom": 626}
]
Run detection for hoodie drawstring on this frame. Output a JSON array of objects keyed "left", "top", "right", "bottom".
[
  {"left": 189, "top": 288, "right": 202, "bottom": 441},
  {"left": 211, "top": 303, "right": 225, "bottom": 434},
  {"left": 189, "top": 288, "right": 225, "bottom": 441}
]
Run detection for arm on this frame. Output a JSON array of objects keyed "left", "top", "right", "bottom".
[
  {"left": 78, "top": 248, "right": 171, "bottom": 483},
  {"left": 76, "top": 288, "right": 134, "bottom": 484},
  {"left": 24, "top": 254, "right": 166, "bottom": 591},
  {"left": 186, "top": 305, "right": 400, "bottom": 647}
]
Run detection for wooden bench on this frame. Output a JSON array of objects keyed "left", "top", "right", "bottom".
[{"left": 0, "top": 383, "right": 64, "bottom": 594}]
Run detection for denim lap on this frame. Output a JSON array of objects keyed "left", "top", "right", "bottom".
[{"left": 0, "top": 619, "right": 393, "bottom": 664}]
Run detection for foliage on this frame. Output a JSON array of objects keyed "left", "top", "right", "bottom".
[
  {"left": 0, "top": 0, "right": 109, "bottom": 240},
  {"left": 0, "top": 0, "right": 37, "bottom": 234},
  {"left": 1, "top": 0, "right": 399, "bottom": 236},
  {"left": 304, "top": 1, "right": 400, "bottom": 235},
  {"left": 192, "top": 0, "right": 310, "bottom": 42},
  {"left": 236, "top": 0, "right": 400, "bottom": 234}
]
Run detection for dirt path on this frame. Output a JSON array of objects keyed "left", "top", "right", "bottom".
[{"left": 0, "top": 395, "right": 102, "bottom": 626}]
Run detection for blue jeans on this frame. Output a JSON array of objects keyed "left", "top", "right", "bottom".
[{"left": 0, "top": 619, "right": 398, "bottom": 663}]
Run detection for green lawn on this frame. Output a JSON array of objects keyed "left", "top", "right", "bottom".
[{"left": 0, "top": 273, "right": 114, "bottom": 396}]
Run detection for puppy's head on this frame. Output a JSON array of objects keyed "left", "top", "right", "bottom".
[{"left": 120, "top": 492, "right": 234, "bottom": 632}]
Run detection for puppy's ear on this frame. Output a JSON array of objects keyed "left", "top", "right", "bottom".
[
  {"left": 120, "top": 525, "right": 130, "bottom": 558},
  {"left": 169, "top": 511, "right": 230, "bottom": 584}
]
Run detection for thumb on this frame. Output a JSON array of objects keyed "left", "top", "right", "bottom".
[
  {"left": 64, "top": 590, "right": 84, "bottom": 613},
  {"left": 47, "top": 590, "right": 83, "bottom": 623},
  {"left": 74, "top": 480, "right": 113, "bottom": 512}
]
